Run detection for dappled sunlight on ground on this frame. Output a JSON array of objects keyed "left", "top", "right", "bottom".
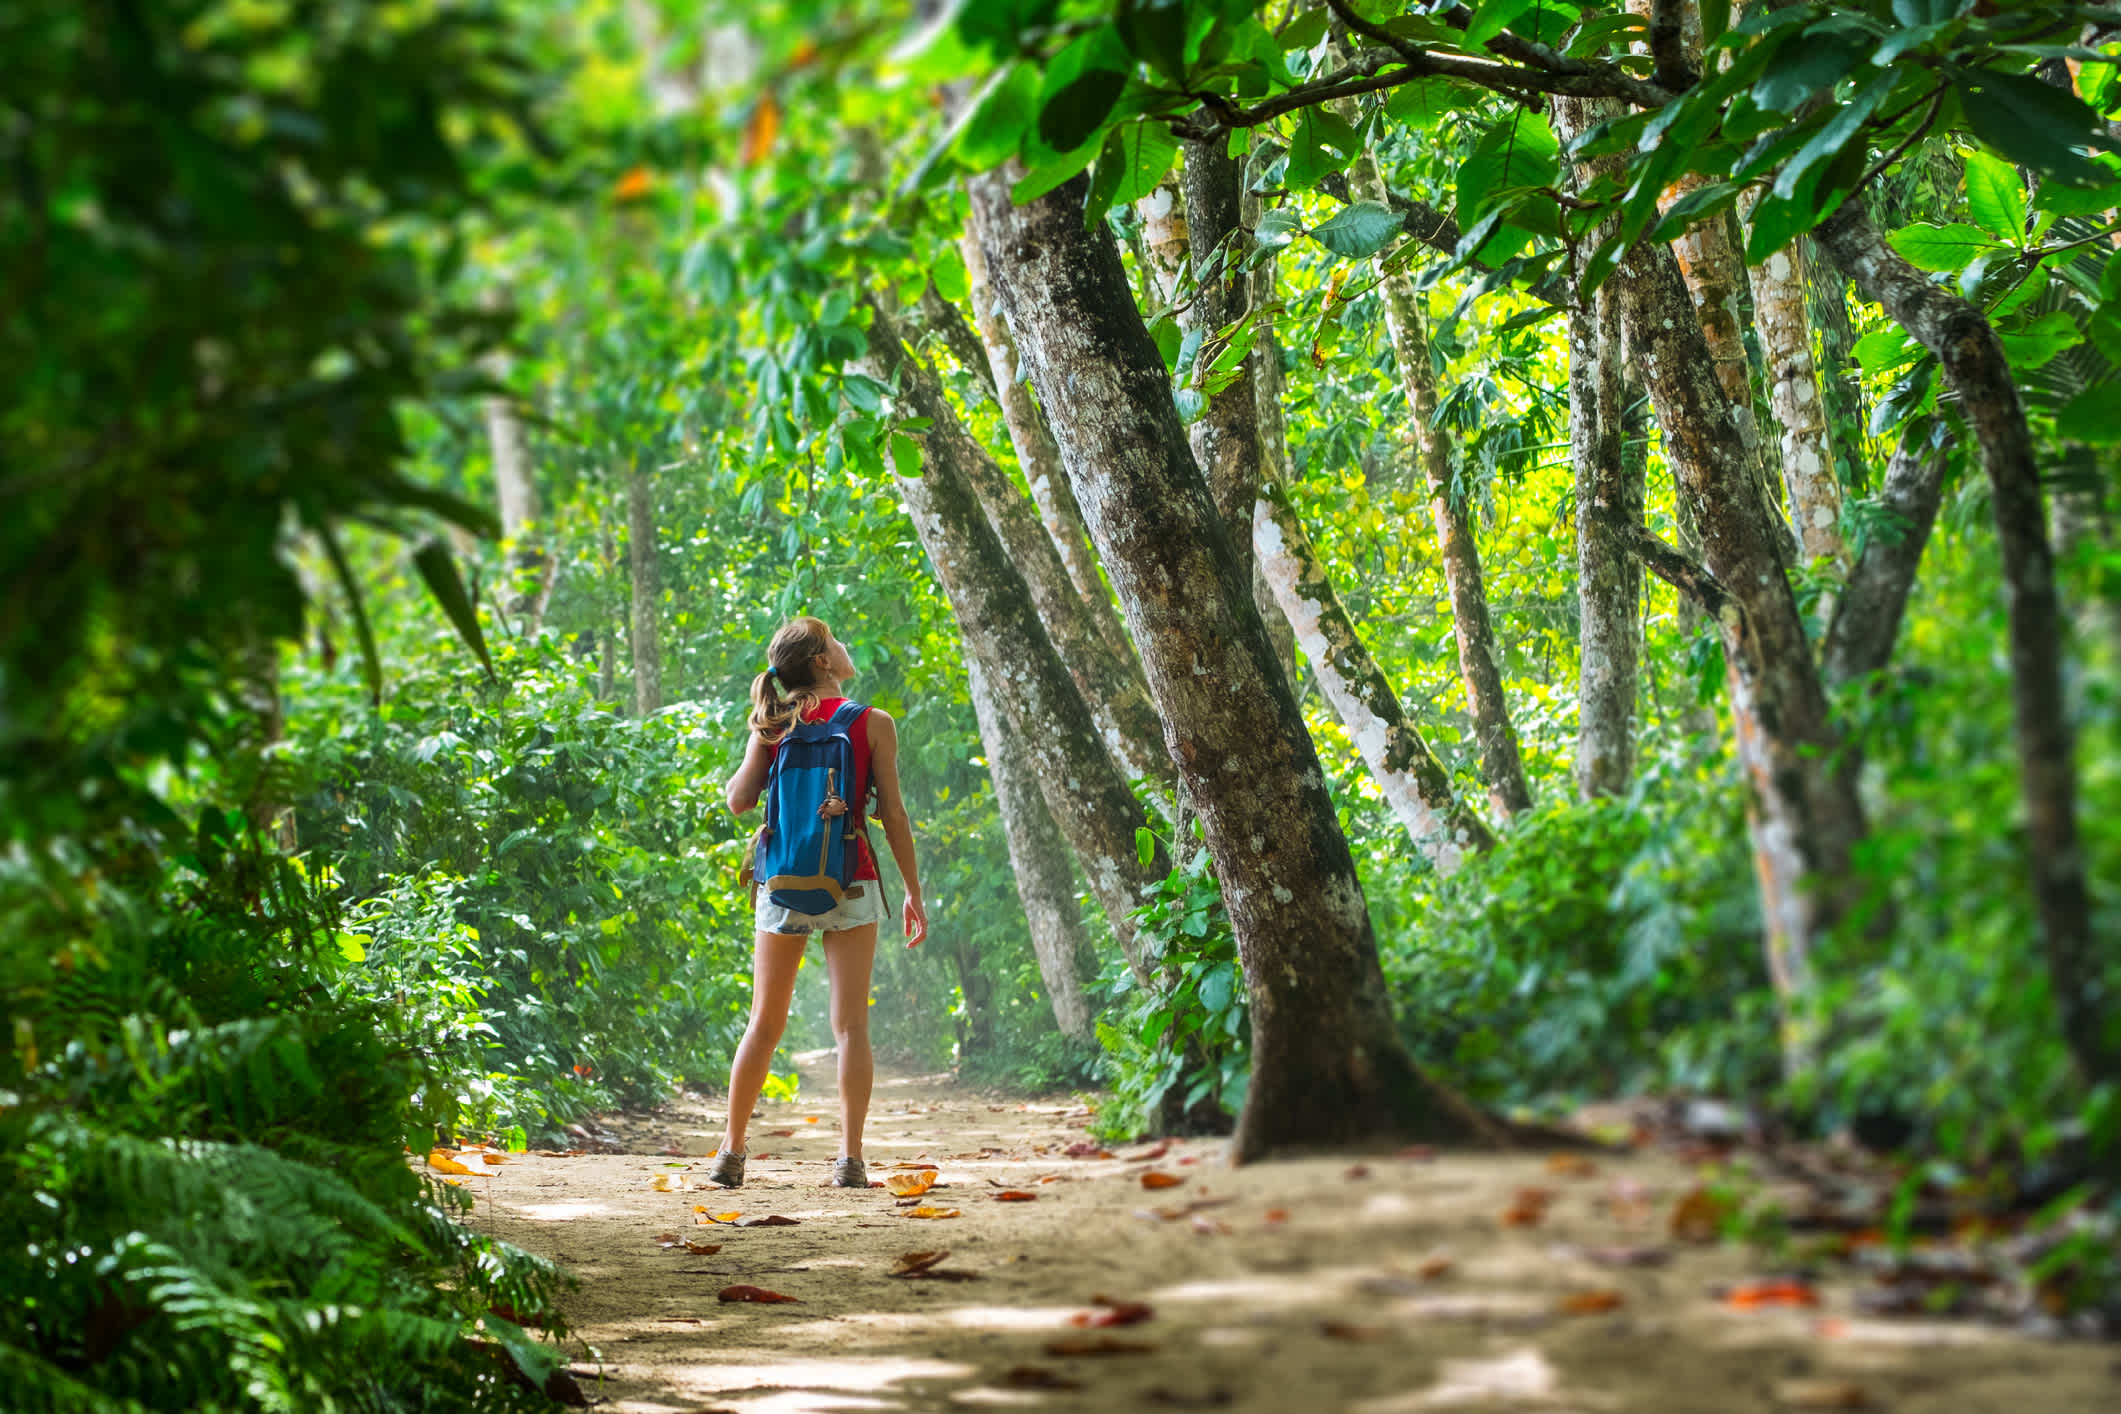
[{"left": 475, "top": 1061, "right": 2116, "bottom": 1413}]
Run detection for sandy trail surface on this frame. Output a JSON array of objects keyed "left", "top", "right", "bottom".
[{"left": 471, "top": 1054, "right": 2115, "bottom": 1413}]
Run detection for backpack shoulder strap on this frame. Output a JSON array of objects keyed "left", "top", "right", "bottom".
[{"left": 825, "top": 698, "right": 867, "bottom": 731}]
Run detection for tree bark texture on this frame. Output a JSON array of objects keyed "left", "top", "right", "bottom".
[
  {"left": 1821, "top": 438, "right": 1948, "bottom": 692},
  {"left": 1137, "top": 178, "right": 1189, "bottom": 306},
  {"left": 958, "top": 224, "right": 1134, "bottom": 665},
  {"left": 626, "top": 465, "right": 663, "bottom": 716},
  {"left": 1245, "top": 202, "right": 1301, "bottom": 689},
  {"left": 1816, "top": 200, "right": 2112, "bottom": 1086},
  {"left": 971, "top": 169, "right": 1505, "bottom": 1159},
  {"left": 1254, "top": 492, "right": 1494, "bottom": 871},
  {"left": 1570, "top": 279, "right": 1642, "bottom": 798},
  {"left": 1610, "top": 235, "right": 1871, "bottom": 1015},
  {"left": 1347, "top": 147, "right": 1533, "bottom": 819},
  {"left": 856, "top": 311, "right": 1170, "bottom": 977},
  {"left": 484, "top": 393, "right": 556, "bottom": 638},
  {"left": 966, "top": 656, "right": 1096, "bottom": 1040},
  {"left": 866, "top": 298, "right": 1174, "bottom": 794},
  {"left": 1180, "top": 138, "right": 1265, "bottom": 567},
  {"left": 1740, "top": 209, "right": 1846, "bottom": 572}
]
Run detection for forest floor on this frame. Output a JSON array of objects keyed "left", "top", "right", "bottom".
[{"left": 469, "top": 1055, "right": 2117, "bottom": 1413}]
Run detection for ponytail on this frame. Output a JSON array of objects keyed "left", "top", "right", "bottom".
[{"left": 748, "top": 616, "right": 834, "bottom": 745}]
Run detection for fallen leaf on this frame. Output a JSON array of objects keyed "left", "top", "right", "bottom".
[
  {"left": 683, "top": 1240, "right": 723, "bottom": 1255},
  {"left": 1583, "top": 1245, "right": 1672, "bottom": 1268},
  {"left": 1069, "top": 1297, "right": 1153, "bottom": 1328},
  {"left": 1264, "top": 1208, "right": 1290, "bottom": 1224},
  {"left": 1002, "top": 1365, "right": 1083, "bottom": 1390},
  {"left": 1320, "top": 1319, "right": 1391, "bottom": 1342},
  {"left": 661, "top": 1144, "right": 685, "bottom": 1156},
  {"left": 994, "top": 1190, "right": 1039, "bottom": 1202},
  {"left": 902, "top": 1206, "right": 961, "bottom": 1219},
  {"left": 738, "top": 1214, "right": 800, "bottom": 1227},
  {"left": 1063, "top": 1141, "right": 1114, "bottom": 1159},
  {"left": 1559, "top": 1288, "right": 1626, "bottom": 1315},
  {"left": 428, "top": 1149, "right": 476, "bottom": 1176},
  {"left": 803, "top": 1115, "right": 819, "bottom": 1123},
  {"left": 1042, "top": 1335, "right": 1158, "bottom": 1357},
  {"left": 653, "top": 1231, "right": 681, "bottom": 1248},
  {"left": 1547, "top": 1153, "right": 1598, "bottom": 1179},
  {"left": 717, "top": 1284, "right": 799, "bottom": 1304},
  {"left": 887, "top": 1171, "right": 938, "bottom": 1197},
  {"left": 1502, "top": 1187, "right": 1554, "bottom": 1227},
  {"left": 765, "top": 1128, "right": 796, "bottom": 1137},
  {"left": 696, "top": 1210, "right": 741, "bottom": 1224},
  {"left": 1415, "top": 1256, "right": 1455, "bottom": 1280},
  {"left": 1037, "top": 1174, "right": 1064, "bottom": 1184},
  {"left": 651, "top": 1173, "right": 687, "bottom": 1192},
  {"left": 889, "top": 1161, "right": 940, "bottom": 1171},
  {"left": 1126, "top": 1141, "right": 1171, "bottom": 1162},
  {"left": 1140, "top": 1170, "right": 1186, "bottom": 1190},
  {"left": 1143, "top": 1385, "right": 1233, "bottom": 1408},
  {"left": 1773, "top": 1380, "right": 1871, "bottom": 1409},
  {"left": 1190, "top": 1214, "right": 1230, "bottom": 1235},
  {"left": 1344, "top": 1163, "right": 1371, "bottom": 1180},
  {"left": 891, "top": 1250, "right": 950, "bottom": 1276},
  {"left": 1396, "top": 1144, "right": 1438, "bottom": 1161},
  {"left": 867, "top": 1180, "right": 886, "bottom": 1188},
  {"left": 1723, "top": 1279, "right": 1820, "bottom": 1309},
  {"left": 1670, "top": 1186, "right": 1732, "bottom": 1243}
]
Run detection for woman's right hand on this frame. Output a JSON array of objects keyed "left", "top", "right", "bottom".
[{"left": 902, "top": 896, "right": 928, "bottom": 949}]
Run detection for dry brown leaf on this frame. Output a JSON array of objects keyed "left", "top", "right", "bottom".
[
  {"left": 717, "top": 1284, "right": 799, "bottom": 1304},
  {"left": 1669, "top": 1186, "right": 1732, "bottom": 1243},
  {"left": 1396, "top": 1144, "right": 1438, "bottom": 1162},
  {"left": 1264, "top": 1207, "right": 1290, "bottom": 1224},
  {"left": 1002, "top": 1365, "right": 1083, "bottom": 1390},
  {"left": 1139, "top": 1170, "right": 1185, "bottom": 1190},
  {"left": 1773, "top": 1380, "right": 1871, "bottom": 1409},
  {"left": 1547, "top": 1153, "right": 1598, "bottom": 1179},
  {"left": 890, "top": 1250, "right": 950, "bottom": 1276},
  {"left": 765, "top": 1128, "right": 796, "bottom": 1137},
  {"left": 1723, "top": 1279, "right": 1820, "bottom": 1309},
  {"left": 1069, "top": 1297, "right": 1153, "bottom": 1328},
  {"left": 737, "top": 1214, "right": 800, "bottom": 1228},
  {"left": 1126, "top": 1141, "right": 1171, "bottom": 1162},
  {"left": 1584, "top": 1245, "right": 1672, "bottom": 1268},
  {"left": 1502, "top": 1187, "right": 1554, "bottom": 1227},
  {"left": 1320, "top": 1319, "right": 1392, "bottom": 1342},
  {"left": 886, "top": 1171, "right": 938, "bottom": 1198},
  {"left": 1344, "top": 1163, "right": 1371, "bottom": 1181},
  {"left": 1063, "top": 1141, "right": 1114, "bottom": 1159},
  {"left": 1414, "top": 1256, "right": 1455, "bottom": 1280},
  {"left": 993, "top": 1190, "right": 1039, "bottom": 1202},
  {"left": 902, "top": 1205, "right": 960, "bottom": 1219},
  {"left": 652, "top": 1231, "right": 681, "bottom": 1248},
  {"left": 1558, "top": 1288, "right": 1626, "bottom": 1315},
  {"left": 1042, "top": 1335, "right": 1158, "bottom": 1357},
  {"left": 682, "top": 1240, "right": 722, "bottom": 1255}
]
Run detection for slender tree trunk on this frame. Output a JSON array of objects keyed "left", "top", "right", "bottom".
[
  {"left": 856, "top": 313, "right": 1170, "bottom": 977},
  {"left": 627, "top": 464, "right": 663, "bottom": 716},
  {"left": 1741, "top": 209, "right": 1846, "bottom": 577},
  {"left": 866, "top": 298, "right": 1174, "bottom": 794},
  {"left": 1816, "top": 201, "right": 2114, "bottom": 1087},
  {"left": 597, "top": 527, "right": 619, "bottom": 702},
  {"left": 484, "top": 393, "right": 557, "bottom": 639},
  {"left": 1822, "top": 438, "right": 1949, "bottom": 691},
  {"left": 1248, "top": 220, "right": 1301, "bottom": 687},
  {"left": 1805, "top": 246, "right": 1870, "bottom": 494},
  {"left": 957, "top": 224, "right": 1134, "bottom": 664},
  {"left": 965, "top": 655, "right": 1096, "bottom": 1040},
  {"left": 1570, "top": 279, "right": 1642, "bottom": 798},
  {"left": 1180, "top": 139, "right": 1264, "bottom": 567},
  {"left": 971, "top": 169, "right": 1506, "bottom": 1159},
  {"left": 1345, "top": 148, "right": 1531, "bottom": 818}
]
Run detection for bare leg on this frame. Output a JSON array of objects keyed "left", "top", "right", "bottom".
[
  {"left": 720, "top": 930, "right": 808, "bottom": 1153},
  {"left": 821, "top": 921, "right": 879, "bottom": 1159}
]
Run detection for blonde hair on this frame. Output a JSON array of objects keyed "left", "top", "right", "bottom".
[{"left": 748, "top": 616, "right": 835, "bottom": 745}]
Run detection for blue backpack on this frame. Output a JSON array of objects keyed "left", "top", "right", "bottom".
[{"left": 742, "top": 700, "right": 881, "bottom": 916}]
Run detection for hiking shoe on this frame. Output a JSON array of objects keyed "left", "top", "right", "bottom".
[
  {"left": 827, "top": 1155, "right": 868, "bottom": 1188},
  {"left": 706, "top": 1148, "right": 746, "bottom": 1188}
]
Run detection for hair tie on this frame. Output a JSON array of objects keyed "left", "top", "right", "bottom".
[{"left": 766, "top": 665, "right": 779, "bottom": 679}]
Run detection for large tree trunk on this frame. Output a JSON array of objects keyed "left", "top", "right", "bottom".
[
  {"left": 1569, "top": 277, "right": 1642, "bottom": 798},
  {"left": 1610, "top": 234, "right": 1872, "bottom": 1023},
  {"left": 971, "top": 169, "right": 1505, "bottom": 1159},
  {"left": 626, "top": 464, "right": 662, "bottom": 716},
  {"left": 1346, "top": 148, "right": 1533, "bottom": 819},
  {"left": 958, "top": 224, "right": 1133, "bottom": 664},
  {"left": 484, "top": 393, "right": 557, "bottom": 639},
  {"left": 965, "top": 655, "right": 1096, "bottom": 1040},
  {"left": 1821, "top": 437, "right": 1949, "bottom": 691},
  {"left": 1815, "top": 201, "right": 2114, "bottom": 1087},
  {"left": 867, "top": 297, "right": 1174, "bottom": 794},
  {"left": 856, "top": 311, "right": 1170, "bottom": 976},
  {"left": 1741, "top": 213, "right": 1846, "bottom": 576}
]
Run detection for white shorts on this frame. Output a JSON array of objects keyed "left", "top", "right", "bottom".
[{"left": 754, "top": 881, "right": 887, "bottom": 937}]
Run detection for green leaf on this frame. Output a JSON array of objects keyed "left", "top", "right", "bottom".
[
  {"left": 1135, "top": 826, "right": 1156, "bottom": 867},
  {"left": 2033, "top": 168, "right": 2121, "bottom": 216},
  {"left": 1384, "top": 76, "right": 1479, "bottom": 128},
  {"left": 1962, "top": 149, "right": 2028, "bottom": 242},
  {"left": 1277, "top": 7, "right": 1329, "bottom": 50},
  {"left": 1456, "top": 110, "right": 1560, "bottom": 262},
  {"left": 1997, "top": 309, "right": 2080, "bottom": 370},
  {"left": 318, "top": 522, "right": 381, "bottom": 705},
  {"left": 1253, "top": 206, "right": 1303, "bottom": 250},
  {"left": 1852, "top": 326, "right": 1914, "bottom": 377},
  {"left": 1751, "top": 37, "right": 1867, "bottom": 115},
  {"left": 890, "top": 432, "right": 924, "bottom": 478},
  {"left": 1035, "top": 26, "right": 1132, "bottom": 155},
  {"left": 1771, "top": 67, "right": 1893, "bottom": 201},
  {"left": 1084, "top": 119, "right": 1179, "bottom": 228},
  {"left": 956, "top": 63, "right": 1039, "bottom": 169},
  {"left": 1891, "top": 0, "right": 1970, "bottom": 24},
  {"left": 1281, "top": 106, "right": 1361, "bottom": 190},
  {"left": 1565, "top": 13, "right": 1645, "bottom": 59},
  {"left": 1886, "top": 222, "right": 2002, "bottom": 273},
  {"left": 1957, "top": 69, "right": 2116, "bottom": 188},
  {"left": 1309, "top": 201, "right": 1403, "bottom": 259},
  {"left": 1117, "top": 0, "right": 1188, "bottom": 83},
  {"left": 2055, "top": 387, "right": 2121, "bottom": 442},
  {"left": 1013, "top": 142, "right": 1099, "bottom": 203},
  {"left": 411, "top": 539, "right": 493, "bottom": 677},
  {"left": 1464, "top": 0, "right": 1536, "bottom": 47}
]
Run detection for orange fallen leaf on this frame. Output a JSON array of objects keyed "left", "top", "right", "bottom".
[
  {"left": 1043, "top": 1335, "right": 1158, "bottom": 1357},
  {"left": 717, "top": 1284, "right": 799, "bottom": 1303},
  {"left": 902, "top": 1205, "right": 960, "bottom": 1219},
  {"left": 886, "top": 1171, "right": 938, "bottom": 1198},
  {"left": 1140, "top": 1170, "right": 1185, "bottom": 1190},
  {"left": 1670, "top": 1186, "right": 1732, "bottom": 1243},
  {"left": 1724, "top": 1279, "right": 1819, "bottom": 1310},
  {"left": 738, "top": 1214, "right": 800, "bottom": 1227},
  {"left": 651, "top": 1173, "right": 687, "bottom": 1192},
  {"left": 696, "top": 1210, "right": 741, "bottom": 1223},
  {"left": 1063, "top": 1141, "right": 1113, "bottom": 1158},
  {"left": 765, "top": 1128, "right": 795, "bottom": 1137},
  {"left": 1502, "top": 1187, "right": 1554, "bottom": 1227},
  {"left": 427, "top": 1149, "right": 476, "bottom": 1176},
  {"left": 682, "top": 1240, "right": 723, "bottom": 1255},
  {"left": 1264, "top": 1208, "right": 1289, "bottom": 1224},
  {"left": 994, "top": 1190, "right": 1039, "bottom": 1202},
  {"left": 1559, "top": 1288, "right": 1626, "bottom": 1315},
  {"left": 803, "top": 1115, "right": 819, "bottom": 1123},
  {"left": 1126, "top": 1141, "right": 1171, "bottom": 1162},
  {"left": 740, "top": 92, "right": 781, "bottom": 167},
  {"left": 1415, "top": 1256, "right": 1455, "bottom": 1280},
  {"left": 1069, "top": 1297, "right": 1153, "bottom": 1328},
  {"left": 1547, "top": 1153, "right": 1598, "bottom": 1179},
  {"left": 889, "top": 1161, "right": 940, "bottom": 1171}
]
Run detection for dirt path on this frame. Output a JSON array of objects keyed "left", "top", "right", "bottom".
[{"left": 472, "top": 1055, "right": 2114, "bottom": 1413}]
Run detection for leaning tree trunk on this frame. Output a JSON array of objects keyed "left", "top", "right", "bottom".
[
  {"left": 1346, "top": 146, "right": 1533, "bottom": 819},
  {"left": 966, "top": 655, "right": 1097, "bottom": 1040},
  {"left": 867, "top": 297, "right": 1174, "bottom": 794},
  {"left": 1822, "top": 436, "right": 1949, "bottom": 691},
  {"left": 626, "top": 463, "right": 662, "bottom": 716},
  {"left": 1181, "top": 138, "right": 1265, "bottom": 568},
  {"left": 484, "top": 391, "right": 557, "bottom": 639},
  {"left": 1816, "top": 200, "right": 2114, "bottom": 1087},
  {"left": 1741, "top": 211, "right": 1847, "bottom": 577},
  {"left": 1610, "top": 234, "right": 1873, "bottom": 1030},
  {"left": 958, "top": 222, "right": 1133, "bottom": 664},
  {"left": 855, "top": 313, "right": 1170, "bottom": 977},
  {"left": 1246, "top": 209, "right": 1301, "bottom": 688},
  {"left": 972, "top": 169, "right": 1506, "bottom": 1159},
  {"left": 1569, "top": 275, "right": 1642, "bottom": 798}
]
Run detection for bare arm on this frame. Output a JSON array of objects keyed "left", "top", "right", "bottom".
[
  {"left": 865, "top": 710, "right": 927, "bottom": 947},
  {"left": 725, "top": 734, "right": 774, "bottom": 815}
]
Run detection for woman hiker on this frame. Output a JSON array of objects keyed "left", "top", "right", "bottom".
[{"left": 710, "top": 616, "right": 928, "bottom": 1189}]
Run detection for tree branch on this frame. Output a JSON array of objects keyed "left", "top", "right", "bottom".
[
  {"left": 1647, "top": 0, "right": 1701, "bottom": 92},
  {"left": 1618, "top": 518, "right": 1739, "bottom": 624}
]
